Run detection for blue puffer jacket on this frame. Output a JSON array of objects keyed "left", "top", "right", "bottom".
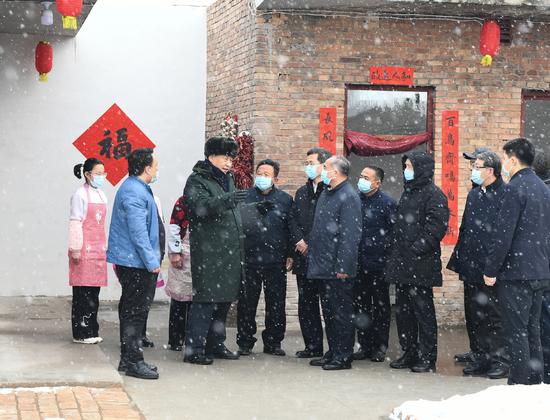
[{"left": 106, "top": 176, "right": 160, "bottom": 272}]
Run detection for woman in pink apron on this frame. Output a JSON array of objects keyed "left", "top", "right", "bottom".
[{"left": 69, "top": 158, "right": 108, "bottom": 344}]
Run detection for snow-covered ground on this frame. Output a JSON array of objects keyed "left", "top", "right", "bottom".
[{"left": 390, "top": 384, "right": 550, "bottom": 420}]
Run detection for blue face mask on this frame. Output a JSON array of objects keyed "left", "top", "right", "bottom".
[
  {"left": 357, "top": 178, "right": 372, "bottom": 194},
  {"left": 150, "top": 171, "right": 158, "bottom": 184},
  {"left": 471, "top": 169, "right": 484, "bottom": 186},
  {"left": 502, "top": 167, "right": 510, "bottom": 179},
  {"left": 305, "top": 165, "right": 319, "bottom": 180},
  {"left": 404, "top": 168, "right": 414, "bottom": 181},
  {"left": 321, "top": 169, "right": 332, "bottom": 185},
  {"left": 91, "top": 175, "right": 106, "bottom": 188},
  {"left": 254, "top": 175, "right": 273, "bottom": 191}
]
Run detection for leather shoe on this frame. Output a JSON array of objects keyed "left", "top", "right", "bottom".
[
  {"left": 125, "top": 361, "right": 159, "bottom": 379},
  {"left": 168, "top": 344, "right": 183, "bottom": 352},
  {"left": 322, "top": 359, "right": 352, "bottom": 371},
  {"left": 207, "top": 347, "right": 240, "bottom": 360},
  {"left": 352, "top": 349, "right": 371, "bottom": 360},
  {"left": 390, "top": 352, "right": 417, "bottom": 369},
  {"left": 183, "top": 354, "right": 214, "bottom": 365},
  {"left": 118, "top": 359, "right": 157, "bottom": 372},
  {"left": 463, "top": 360, "right": 490, "bottom": 376},
  {"left": 410, "top": 360, "right": 436, "bottom": 373},
  {"left": 238, "top": 347, "right": 252, "bottom": 356},
  {"left": 141, "top": 336, "right": 155, "bottom": 348},
  {"left": 370, "top": 350, "right": 386, "bottom": 363},
  {"left": 310, "top": 356, "right": 331, "bottom": 367},
  {"left": 487, "top": 362, "right": 509, "bottom": 379},
  {"left": 295, "top": 349, "right": 323, "bottom": 358},
  {"left": 454, "top": 351, "right": 475, "bottom": 364},
  {"left": 263, "top": 346, "right": 286, "bottom": 356}
]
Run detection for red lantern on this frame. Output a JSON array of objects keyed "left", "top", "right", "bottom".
[
  {"left": 56, "top": 0, "right": 83, "bottom": 30},
  {"left": 479, "top": 20, "right": 500, "bottom": 67},
  {"left": 35, "top": 42, "right": 53, "bottom": 82}
]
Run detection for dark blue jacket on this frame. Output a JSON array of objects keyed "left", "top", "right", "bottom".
[
  {"left": 241, "top": 186, "right": 294, "bottom": 267},
  {"left": 307, "top": 179, "right": 362, "bottom": 279},
  {"left": 484, "top": 168, "right": 550, "bottom": 281},
  {"left": 447, "top": 177, "right": 506, "bottom": 283},
  {"left": 359, "top": 189, "right": 397, "bottom": 272}
]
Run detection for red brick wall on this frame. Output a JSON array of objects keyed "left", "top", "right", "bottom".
[{"left": 207, "top": 2, "right": 550, "bottom": 324}]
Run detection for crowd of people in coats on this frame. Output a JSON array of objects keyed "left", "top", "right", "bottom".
[{"left": 68, "top": 136, "right": 550, "bottom": 385}]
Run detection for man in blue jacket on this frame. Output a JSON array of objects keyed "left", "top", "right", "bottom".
[
  {"left": 237, "top": 159, "right": 295, "bottom": 356},
  {"left": 483, "top": 138, "right": 550, "bottom": 385},
  {"left": 354, "top": 165, "right": 396, "bottom": 363},
  {"left": 107, "top": 148, "right": 161, "bottom": 380},
  {"left": 307, "top": 156, "right": 362, "bottom": 370}
]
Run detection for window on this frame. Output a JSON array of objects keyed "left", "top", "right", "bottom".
[
  {"left": 522, "top": 90, "right": 550, "bottom": 157},
  {"left": 345, "top": 85, "right": 435, "bottom": 201}
]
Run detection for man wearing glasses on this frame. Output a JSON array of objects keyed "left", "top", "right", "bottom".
[{"left": 447, "top": 150, "right": 509, "bottom": 379}]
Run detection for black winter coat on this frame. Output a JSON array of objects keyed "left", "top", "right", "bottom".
[
  {"left": 307, "top": 180, "right": 362, "bottom": 279},
  {"left": 386, "top": 152, "right": 450, "bottom": 287},
  {"left": 291, "top": 180, "right": 326, "bottom": 275},
  {"left": 447, "top": 177, "right": 506, "bottom": 283}
]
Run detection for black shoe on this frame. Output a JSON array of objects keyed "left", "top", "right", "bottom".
[
  {"left": 263, "top": 346, "right": 286, "bottom": 356},
  {"left": 125, "top": 360, "right": 159, "bottom": 379},
  {"left": 168, "top": 344, "right": 183, "bottom": 352},
  {"left": 118, "top": 359, "right": 157, "bottom": 372},
  {"left": 352, "top": 349, "right": 371, "bottom": 360},
  {"left": 183, "top": 354, "right": 214, "bottom": 365},
  {"left": 295, "top": 349, "right": 323, "bottom": 358},
  {"left": 142, "top": 336, "right": 155, "bottom": 348},
  {"left": 238, "top": 347, "right": 252, "bottom": 356},
  {"left": 410, "top": 360, "right": 436, "bottom": 373},
  {"left": 207, "top": 347, "right": 240, "bottom": 360},
  {"left": 463, "top": 360, "right": 490, "bottom": 376},
  {"left": 487, "top": 362, "right": 509, "bottom": 379},
  {"left": 454, "top": 351, "right": 475, "bottom": 364},
  {"left": 310, "top": 356, "right": 331, "bottom": 367},
  {"left": 390, "top": 352, "right": 417, "bottom": 369},
  {"left": 370, "top": 350, "right": 386, "bottom": 363},
  {"left": 322, "top": 359, "right": 352, "bottom": 371}
]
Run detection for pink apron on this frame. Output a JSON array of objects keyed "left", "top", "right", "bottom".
[{"left": 69, "top": 185, "right": 108, "bottom": 287}]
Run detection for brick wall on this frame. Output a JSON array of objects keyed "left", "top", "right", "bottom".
[{"left": 207, "top": 1, "right": 550, "bottom": 325}]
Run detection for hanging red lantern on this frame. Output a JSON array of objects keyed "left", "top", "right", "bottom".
[
  {"left": 479, "top": 20, "right": 500, "bottom": 67},
  {"left": 56, "top": 0, "right": 83, "bottom": 30},
  {"left": 35, "top": 41, "right": 53, "bottom": 82}
]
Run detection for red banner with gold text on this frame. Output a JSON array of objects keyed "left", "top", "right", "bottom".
[{"left": 441, "top": 111, "right": 459, "bottom": 245}]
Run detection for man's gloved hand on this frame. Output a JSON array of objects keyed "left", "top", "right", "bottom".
[
  {"left": 256, "top": 200, "right": 275, "bottom": 216},
  {"left": 234, "top": 190, "right": 248, "bottom": 203}
]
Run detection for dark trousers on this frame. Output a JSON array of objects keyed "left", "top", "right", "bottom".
[
  {"left": 185, "top": 302, "right": 231, "bottom": 356},
  {"left": 463, "top": 281, "right": 507, "bottom": 365},
  {"left": 541, "top": 290, "right": 550, "bottom": 384},
  {"left": 72, "top": 286, "right": 100, "bottom": 339},
  {"left": 395, "top": 284, "right": 438, "bottom": 362},
  {"left": 237, "top": 265, "right": 287, "bottom": 349},
  {"left": 498, "top": 280, "right": 548, "bottom": 385},
  {"left": 319, "top": 278, "right": 355, "bottom": 362},
  {"left": 354, "top": 270, "right": 390, "bottom": 354},
  {"left": 168, "top": 299, "right": 191, "bottom": 348},
  {"left": 296, "top": 274, "right": 323, "bottom": 352},
  {"left": 116, "top": 266, "right": 157, "bottom": 363}
]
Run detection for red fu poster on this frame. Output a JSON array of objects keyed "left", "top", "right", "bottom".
[
  {"left": 442, "top": 111, "right": 459, "bottom": 246},
  {"left": 319, "top": 108, "right": 337, "bottom": 155}
]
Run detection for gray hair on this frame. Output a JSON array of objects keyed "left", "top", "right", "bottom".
[
  {"left": 329, "top": 156, "right": 351, "bottom": 176},
  {"left": 476, "top": 151, "right": 502, "bottom": 177}
]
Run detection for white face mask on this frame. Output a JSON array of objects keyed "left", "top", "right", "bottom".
[{"left": 150, "top": 170, "right": 158, "bottom": 184}]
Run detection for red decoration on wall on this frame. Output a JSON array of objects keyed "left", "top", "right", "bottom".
[
  {"left": 73, "top": 103, "right": 156, "bottom": 186},
  {"left": 233, "top": 131, "right": 255, "bottom": 189},
  {"left": 56, "top": 0, "right": 83, "bottom": 30},
  {"left": 370, "top": 66, "right": 414, "bottom": 86},
  {"left": 479, "top": 20, "right": 500, "bottom": 67},
  {"left": 35, "top": 41, "right": 53, "bottom": 82},
  {"left": 319, "top": 108, "right": 337, "bottom": 155},
  {"left": 344, "top": 130, "right": 431, "bottom": 157},
  {"left": 442, "top": 111, "right": 459, "bottom": 246}
]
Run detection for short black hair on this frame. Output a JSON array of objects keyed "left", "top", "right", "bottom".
[
  {"left": 128, "top": 148, "right": 154, "bottom": 176},
  {"left": 256, "top": 159, "right": 280, "bottom": 177},
  {"left": 364, "top": 165, "right": 385, "bottom": 182},
  {"left": 533, "top": 149, "right": 550, "bottom": 179},
  {"left": 73, "top": 157, "right": 103, "bottom": 179},
  {"left": 307, "top": 147, "right": 332, "bottom": 164},
  {"left": 503, "top": 137, "right": 535, "bottom": 166}
]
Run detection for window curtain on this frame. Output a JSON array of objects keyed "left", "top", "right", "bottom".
[{"left": 344, "top": 129, "right": 432, "bottom": 157}]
